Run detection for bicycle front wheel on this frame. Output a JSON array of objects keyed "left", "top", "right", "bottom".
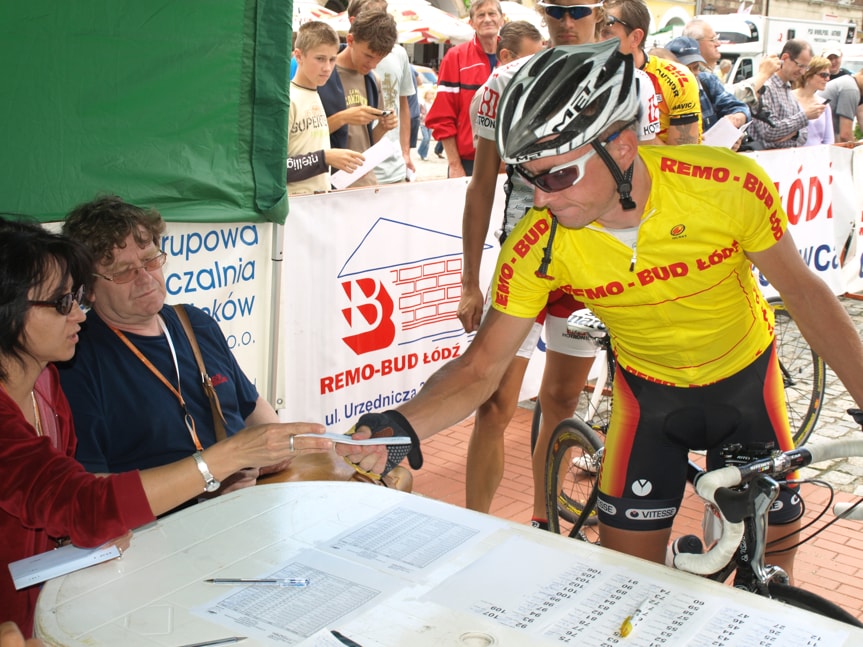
[
  {"left": 545, "top": 417, "right": 604, "bottom": 543},
  {"left": 769, "top": 297, "right": 826, "bottom": 446},
  {"left": 767, "top": 582, "right": 863, "bottom": 627}
]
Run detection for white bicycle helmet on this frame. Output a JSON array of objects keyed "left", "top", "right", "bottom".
[{"left": 496, "top": 39, "right": 639, "bottom": 165}]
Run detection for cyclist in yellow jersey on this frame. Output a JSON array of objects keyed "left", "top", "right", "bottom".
[
  {"left": 603, "top": 0, "right": 701, "bottom": 145},
  {"left": 339, "top": 42, "right": 863, "bottom": 579}
]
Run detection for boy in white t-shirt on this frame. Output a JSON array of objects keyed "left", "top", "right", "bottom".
[{"left": 288, "top": 21, "right": 364, "bottom": 195}]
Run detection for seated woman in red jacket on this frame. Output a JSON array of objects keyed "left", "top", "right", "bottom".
[{"left": 0, "top": 219, "right": 333, "bottom": 636}]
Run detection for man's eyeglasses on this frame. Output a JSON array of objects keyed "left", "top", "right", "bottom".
[
  {"left": 790, "top": 58, "right": 809, "bottom": 70},
  {"left": 698, "top": 36, "right": 721, "bottom": 44},
  {"left": 539, "top": 2, "right": 603, "bottom": 22},
  {"left": 515, "top": 147, "right": 599, "bottom": 193},
  {"left": 29, "top": 285, "right": 86, "bottom": 316},
  {"left": 93, "top": 250, "right": 168, "bottom": 284}
]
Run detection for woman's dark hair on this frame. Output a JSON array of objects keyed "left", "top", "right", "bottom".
[{"left": 0, "top": 217, "right": 93, "bottom": 379}]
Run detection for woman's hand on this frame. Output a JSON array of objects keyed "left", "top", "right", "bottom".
[
  {"left": 100, "top": 530, "right": 132, "bottom": 556},
  {"left": 214, "top": 422, "right": 332, "bottom": 476},
  {"left": 0, "top": 622, "right": 44, "bottom": 647}
]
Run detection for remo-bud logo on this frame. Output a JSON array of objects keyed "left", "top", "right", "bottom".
[{"left": 340, "top": 278, "right": 396, "bottom": 354}]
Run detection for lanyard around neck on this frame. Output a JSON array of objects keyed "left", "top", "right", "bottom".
[{"left": 110, "top": 317, "right": 204, "bottom": 451}]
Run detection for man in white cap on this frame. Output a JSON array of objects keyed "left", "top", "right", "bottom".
[
  {"left": 822, "top": 42, "right": 851, "bottom": 81},
  {"left": 666, "top": 36, "right": 749, "bottom": 134}
]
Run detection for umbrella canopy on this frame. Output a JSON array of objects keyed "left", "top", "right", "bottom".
[
  {"left": 499, "top": 1, "right": 549, "bottom": 41},
  {"left": 292, "top": 2, "right": 338, "bottom": 31},
  {"left": 323, "top": 0, "right": 475, "bottom": 45}
]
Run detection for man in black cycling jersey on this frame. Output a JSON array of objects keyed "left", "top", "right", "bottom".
[{"left": 340, "top": 41, "right": 863, "bottom": 578}]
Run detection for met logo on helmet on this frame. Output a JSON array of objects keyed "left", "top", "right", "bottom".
[{"left": 551, "top": 80, "right": 595, "bottom": 134}]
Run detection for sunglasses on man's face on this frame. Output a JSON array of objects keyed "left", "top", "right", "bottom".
[
  {"left": 29, "top": 284, "right": 86, "bottom": 316},
  {"left": 539, "top": 2, "right": 603, "bottom": 21},
  {"left": 515, "top": 147, "right": 598, "bottom": 193}
]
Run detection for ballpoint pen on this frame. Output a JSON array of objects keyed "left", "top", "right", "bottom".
[
  {"left": 205, "top": 577, "right": 310, "bottom": 587},
  {"left": 175, "top": 637, "right": 247, "bottom": 647},
  {"left": 331, "top": 629, "right": 365, "bottom": 647}
]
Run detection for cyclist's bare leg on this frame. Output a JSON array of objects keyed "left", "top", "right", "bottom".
[
  {"left": 599, "top": 523, "right": 672, "bottom": 564},
  {"left": 465, "top": 356, "right": 530, "bottom": 512},
  {"left": 531, "top": 351, "right": 594, "bottom": 519},
  {"left": 766, "top": 517, "right": 800, "bottom": 582}
]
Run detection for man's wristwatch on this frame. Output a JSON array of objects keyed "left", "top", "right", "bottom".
[{"left": 192, "top": 451, "right": 221, "bottom": 493}]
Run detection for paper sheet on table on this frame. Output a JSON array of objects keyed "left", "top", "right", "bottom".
[
  {"left": 193, "top": 549, "right": 401, "bottom": 645},
  {"left": 423, "top": 535, "right": 849, "bottom": 645},
  {"left": 702, "top": 118, "right": 748, "bottom": 148},
  {"left": 330, "top": 137, "right": 398, "bottom": 190}
]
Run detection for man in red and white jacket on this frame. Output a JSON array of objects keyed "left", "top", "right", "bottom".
[{"left": 426, "top": 0, "right": 503, "bottom": 177}]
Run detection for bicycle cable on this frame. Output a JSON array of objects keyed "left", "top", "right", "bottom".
[{"left": 764, "top": 479, "right": 863, "bottom": 555}]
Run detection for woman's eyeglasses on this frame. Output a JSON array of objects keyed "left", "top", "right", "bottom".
[
  {"left": 816, "top": 71, "right": 831, "bottom": 79},
  {"left": 29, "top": 285, "right": 86, "bottom": 316},
  {"left": 538, "top": 2, "right": 603, "bottom": 22},
  {"left": 515, "top": 147, "right": 599, "bottom": 193},
  {"left": 93, "top": 250, "right": 167, "bottom": 284}
]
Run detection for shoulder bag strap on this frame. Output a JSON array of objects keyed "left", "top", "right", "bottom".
[{"left": 173, "top": 304, "right": 228, "bottom": 442}]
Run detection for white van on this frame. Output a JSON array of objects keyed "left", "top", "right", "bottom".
[{"left": 696, "top": 14, "right": 856, "bottom": 84}]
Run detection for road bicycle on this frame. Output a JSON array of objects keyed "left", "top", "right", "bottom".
[
  {"left": 531, "top": 296, "right": 826, "bottom": 446},
  {"left": 548, "top": 427, "right": 863, "bottom": 625}
]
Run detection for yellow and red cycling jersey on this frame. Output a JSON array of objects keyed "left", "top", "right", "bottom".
[
  {"left": 491, "top": 145, "right": 786, "bottom": 386},
  {"left": 642, "top": 55, "right": 702, "bottom": 142}
]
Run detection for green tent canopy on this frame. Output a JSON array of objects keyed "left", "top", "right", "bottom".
[{"left": 0, "top": 0, "right": 292, "bottom": 223}]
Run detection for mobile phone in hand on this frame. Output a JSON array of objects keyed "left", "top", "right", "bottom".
[{"left": 380, "top": 110, "right": 393, "bottom": 117}]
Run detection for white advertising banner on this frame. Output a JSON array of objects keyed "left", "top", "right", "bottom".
[
  {"left": 745, "top": 145, "right": 858, "bottom": 297},
  {"left": 160, "top": 221, "right": 275, "bottom": 392},
  {"left": 276, "top": 177, "right": 509, "bottom": 425}
]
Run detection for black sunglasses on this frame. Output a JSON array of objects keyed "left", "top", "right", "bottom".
[
  {"left": 604, "top": 15, "right": 633, "bottom": 32},
  {"left": 539, "top": 2, "right": 602, "bottom": 21},
  {"left": 29, "top": 285, "right": 86, "bottom": 316}
]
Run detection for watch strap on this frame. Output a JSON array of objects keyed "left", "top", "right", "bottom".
[{"left": 192, "top": 451, "right": 220, "bottom": 492}]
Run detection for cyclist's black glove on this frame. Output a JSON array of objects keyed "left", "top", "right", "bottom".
[
  {"left": 352, "top": 410, "right": 423, "bottom": 476},
  {"left": 848, "top": 408, "right": 863, "bottom": 427}
]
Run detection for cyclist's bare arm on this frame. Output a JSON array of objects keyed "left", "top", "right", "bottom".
[
  {"left": 748, "top": 233, "right": 863, "bottom": 407},
  {"left": 397, "top": 308, "right": 535, "bottom": 439},
  {"left": 458, "top": 136, "right": 502, "bottom": 332},
  {"left": 664, "top": 121, "right": 700, "bottom": 145}
]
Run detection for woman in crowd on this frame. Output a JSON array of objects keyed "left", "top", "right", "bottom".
[
  {"left": 794, "top": 56, "right": 835, "bottom": 146},
  {"left": 0, "top": 219, "right": 332, "bottom": 636},
  {"left": 417, "top": 88, "right": 435, "bottom": 161}
]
